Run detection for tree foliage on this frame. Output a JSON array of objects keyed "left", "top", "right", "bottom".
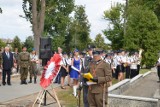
[
  {"left": 94, "top": 34, "right": 109, "bottom": 50},
  {"left": 70, "top": 5, "right": 91, "bottom": 50},
  {"left": 103, "top": 0, "right": 160, "bottom": 67},
  {"left": 124, "top": 1, "right": 160, "bottom": 67},
  {"left": 11, "top": 36, "right": 22, "bottom": 52},
  {"left": 103, "top": 4, "right": 124, "bottom": 50},
  {"left": 23, "top": 36, "right": 34, "bottom": 52},
  {"left": 0, "top": 39, "right": 6, "bottom": 49}
]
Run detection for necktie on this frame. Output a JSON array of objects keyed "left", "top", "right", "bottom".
[{"left": 7, "top": 52, "right": 10, "bottom": 58}]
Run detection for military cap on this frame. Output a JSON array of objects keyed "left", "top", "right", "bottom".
[{"left": 93, "top": 48, "right": 102, "bottom": 56}]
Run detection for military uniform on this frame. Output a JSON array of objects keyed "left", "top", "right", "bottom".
[
  {"left": 13, "top": 52, "right": 19, "bottom": 73},
  {"left": 29, "top": 54, "right": 38, "bottom": 83},
  {"left": 82, "top": 55, "right": 92, "bottom": 107},
  {"left": 19, "top": 51, "right": 30, "bottom": 84},
  {"left": 88, "top": 60, "right": 112, "bottom": 107}
]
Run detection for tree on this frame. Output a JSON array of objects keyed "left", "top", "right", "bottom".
[
  {"left": 0, "top": 39, "right": 6, "bottom": 49},
  {"left": 103, "top": 3, "right": 124, "bottom": 50},
  {"left": 124, "top": 1, "right": 160, "bottom": 67},
  {"left": 70, "top": 5, "right": 91, "bottom": 50},
  {"left": 11, "top": 36, "right": 22, "bottom": 52},
  {"left": 44, "top": 0, "right": 74, "bottom": 52},
  {"left": 23, "top": 36, "right": 34, "bottom": 52},
  {"left": 22, "top": 0, "right": 46, "bottom": 55},
  {"left": 94, "top": 34, "right": 109, "bottom": 50}
]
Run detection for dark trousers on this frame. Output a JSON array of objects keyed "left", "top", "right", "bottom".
[
  {"left": 83, "top": 85, "right": 89, "bottom": 107},
  {"left": 125, "top": 66, "right": 131, "bottom": 78},
  {"left": 17, "top": 65, "right": 19, "bottom": 73},
  {"left": 157, "top": 66, "right": 160, "bottom": 80},
  {"left": 2, "top": 69, "right": 11, "bottom": 84},
  {"left": 55, "top": 70, "right": 62, "bottom": 84},
  {"left": 130, "top": 69, "right": 138, "bottom": 78},
  {"left": 137, "top": 65, "right": 140, "bottom": 75}
]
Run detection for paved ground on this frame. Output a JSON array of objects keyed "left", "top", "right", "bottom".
[
  {"left": 0, "top": 74, "right": 60, "bottom": 107},
  {"left": 122, "top": 72, "right": 159, "bottom": 98}
]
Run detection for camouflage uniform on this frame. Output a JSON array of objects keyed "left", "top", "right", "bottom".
[
  {"left": 19, "top": 51, "right": 30, "bottom": 84},
  {"left": 28, "top": 54, "right": 38, "bottom": 83}
]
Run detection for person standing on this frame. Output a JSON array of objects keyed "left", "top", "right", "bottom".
[
  {"left": 82, "top": 46, "right": 93, "bottom": 107},
  {"left": 0, "top": 50, "right": 2, "bottom": 86},
  {"left": 54, "top": 47, "right": 63, "bottom": 84},
  {"left": 19, "top": 46, "right": 30, "bottom": 85},
  {"left": 2, "top": 46, "right": 14, "bottom": 86},
  {"left": 13, "top": 48, "right": 19, "bottom": 73},
  {"left": 130, "top": 52, "right": 138, "bottom": 78},
  {"left": 60, "top": 52, "right": 69, "bottom": 89},
  {"left": 157, "top": 57, "right": 160, "bottom": 82},
  {"left": 87, "top": 49, "right": 112, "bottom": 107},
  {"left": 70, "top": 49, "right": 81, "bottom": 97},
  {"left": 28, "top": 50, "right": 39, "bottom": 84},
  {"left": 116, "top": 50, "right": 123, "bottom": 81}
]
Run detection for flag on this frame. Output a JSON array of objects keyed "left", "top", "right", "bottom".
[{"left": 40, "top": 54, "right": 62, "bottom": 89}]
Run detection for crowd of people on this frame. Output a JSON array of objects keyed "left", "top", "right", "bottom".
[
  {"left": 0, "top": 45, "right": 143, "bottom": 107},
  {"left": 53, "top": 46, "right": 142, "bottom": 107}
]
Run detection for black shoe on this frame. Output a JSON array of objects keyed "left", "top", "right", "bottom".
[
  {"left": 20, "top": 80, "right": 23, "bottom": 85},
  {"left": 7, "top": 83, "right": 11, "bottom": 86},
  {"left": 2, "top": 82, "right": 6, "bottom": 86},
  {"left": 28, "top": 77, "right": 32, "bottom": 83},
  {"left": 157, "top": 81, "right": 160, "bottom": 83},
  {"left": 24, "top": 81, "right": 27, "bottom": 85},
  {"left": 34, "top": 78, "right": 37, "bottom": 84},
  {"left": 28, "top": 81, "right": 32, "bottom": 83}
]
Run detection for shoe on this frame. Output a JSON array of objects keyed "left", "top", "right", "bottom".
[
  {"left": 2, "top": 82, "right": 6, "bottom": 86},
  {"left": 61, "top": 86, "right": 66, "bottom": 89},
  {"left": 157, "top": 81, "right": 160, "bottom": 83},
  {"left": 68, "top": 84, "right": 71, "bottom": 87},
  {"left": 7, "top": 83, "right": 11, "bottom": 86},
  {"left": 28, "top": 77, "right": 32, "bottom": 83},
  {"left": 28, "top": 81, "right": 32, "bottom": 83},
  {"left": 34, "top": 78, "right": 37, "bottom": 84},
  {"left": 20, "top": 80, "right": 23, "bottom": 85},
  {"left": 24, "top": 81, "right": 27, "bottom": 85}
]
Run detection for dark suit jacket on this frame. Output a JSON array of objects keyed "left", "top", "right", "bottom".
[{"left": 2, "top": 52, "right": 14, "bottom": 70}]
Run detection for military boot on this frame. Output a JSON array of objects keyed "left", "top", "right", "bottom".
[
  {"left": 24, "top": 79, "right": 27, "bottom": 85},
  {"left": 28, "top": 77, "right": 32, "bottom": 83},
  {"left": 34, "top": 77, "right": 37, "bottom": 84},
  {"left": 20, "top": 80, "right": 23, "bottom": 85}
]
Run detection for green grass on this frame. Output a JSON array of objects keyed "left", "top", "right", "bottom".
[
  {"left": 57, "top": 87, "right": 83, "bottom": 107},
  {"left": 56, "top": 69, "right": 150, "bottom": 106},
  {"left": 139, "top": 68, "right": 150, "bottom": 74}
]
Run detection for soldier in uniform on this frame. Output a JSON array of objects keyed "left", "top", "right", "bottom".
[
  {"left": 87, "top": 49, "right": 112, "bottom": 107},
  {"left": 81, "top": 45, "right": 94, "bottom": 107},
  {"left": 19, "top": 46, "right": 30, "bottom": 84},
  {"left": 28, "top": 49, "right": 39, "bottom": 84}
]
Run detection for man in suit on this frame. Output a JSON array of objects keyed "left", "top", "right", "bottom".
[{"left": 2, "top": 46, "right": 14, "bottom": 86}]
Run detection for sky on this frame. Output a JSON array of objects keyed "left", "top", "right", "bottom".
[{"left": 0, "top": 0, "right": 124, "bottom": 43}]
